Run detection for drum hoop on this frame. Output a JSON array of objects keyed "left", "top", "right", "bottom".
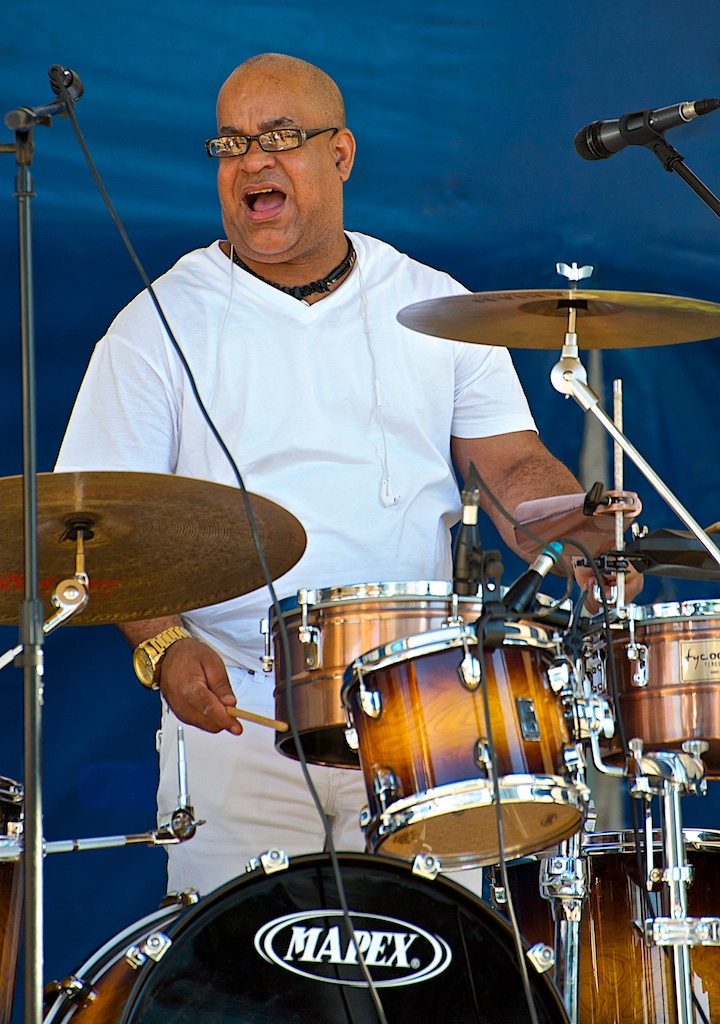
[
  {"left": 44, "top": 903, "right": 181, "bottom": 1023},
  {"left": 376, "top": 774, "right": 583, "bottom": 819},
  {"left": 628, "top": 599, "right": 720, "bottom": 624},
  {"left": 345, "top": 624, "right": 477, "bottom": 678},
  {"left": 581, "top": 827, "right": 720, "bottom": 854},
  {"left": 272, "top": 581, "right": 477, "bottom": 618},
  {"left": 345, "top": 620, "right": 556, "bottom": 682},
  {"left": 272, "top": 581, "right": 571, "bottom": 625}
]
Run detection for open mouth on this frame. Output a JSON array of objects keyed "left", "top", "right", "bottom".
[{"left": 244, "top": 188, "right": 287, "bottom": 215}]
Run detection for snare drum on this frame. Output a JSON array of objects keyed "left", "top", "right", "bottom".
[
  {"left": 507, "top": 829, "right": 720, "bottom": 1023},
  {"left": 266, "top": 582, "right": 484, "bottom": 767},
  {"left": 46, "top": 853, "right": 568, "bottom": 1024},
  {"left": 588, "top": 601, "right": 720, "bottom": 774},
  {"left": 0, "top": 777, "right": 23, "bottom": 1024},
  {"left": 342, "top": 623, "right": 588, "bottom": 869}
]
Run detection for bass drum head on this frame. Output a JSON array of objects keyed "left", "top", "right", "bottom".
[{"left": 119, "top": 853, "right": 567, "bottom": 1024}]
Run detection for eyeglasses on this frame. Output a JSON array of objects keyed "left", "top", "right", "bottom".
[{"left": 205, "top": 127, "right": 338, "bottom": 158}]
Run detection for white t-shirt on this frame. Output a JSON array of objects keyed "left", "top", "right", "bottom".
[{"left": 56, "top": 232, "right": 536, "bottom": 668}]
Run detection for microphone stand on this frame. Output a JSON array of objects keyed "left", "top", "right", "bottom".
[
  {"left": 642, "top": 134, "right": 720, "bottom": 219},
  {"left": 1, "top": 67, "right": 83, "bottom": 1024}
]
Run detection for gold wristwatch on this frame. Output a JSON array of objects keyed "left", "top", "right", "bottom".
[{"left": 133, "top": 627, "right": 191, "bottom": 690}]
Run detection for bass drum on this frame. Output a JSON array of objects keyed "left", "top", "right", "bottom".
[
  {"left": 46, "top": 854, "right": 568, "bottom": 1024},
  {"left": 44, "top": 900, "right": 186, "bottom": 1024}
]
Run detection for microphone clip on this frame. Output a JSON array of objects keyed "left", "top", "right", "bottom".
[{"left": 452, "top": 461, "right": 504, "bottom": 597}]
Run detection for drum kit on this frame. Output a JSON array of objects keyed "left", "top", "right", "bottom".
[{"left": 0, "top": 271, "right": 719, "bottom": 1024}]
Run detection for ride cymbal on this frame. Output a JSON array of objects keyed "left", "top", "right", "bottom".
[
  {"left": 0, "top": 472, "right": 306, "bottom": 625},
  {"left": 397, "top": 289, "right": 720, "bottom": 349}
]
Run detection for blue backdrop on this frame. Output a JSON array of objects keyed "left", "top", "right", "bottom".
[{"left": 2, "top": 0, "right": 720, "bottom": 1014}]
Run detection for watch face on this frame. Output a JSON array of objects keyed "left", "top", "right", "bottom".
[{"left": 133, "top": 647, "right": 156, "bottom": 687}]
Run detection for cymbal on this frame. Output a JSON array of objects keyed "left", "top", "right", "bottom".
[
  {"left": 0, "top": 472, "right": 306, "bottom": 625},
  {"left": 397, "top": 289, "right": 720, "bottom": 349}
]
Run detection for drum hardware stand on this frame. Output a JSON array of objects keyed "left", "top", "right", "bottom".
[
  {"left": 628, "top": 738, "right": 716, "bottom": 1024},
  {"left": 538, "top": 829, "right": 588, "bottom": 1024},
  {"left": 1, "top": 65, "right": 89, "bottom": 1024},
  {"left": 539, "top": 641, "right": 617, "bottom": 1023},
  {"left": 0, "top": 725, "right": 203, "bottom": 860},
  {"left": 550, "top": 263, "right": 720, "bottom": 573}
]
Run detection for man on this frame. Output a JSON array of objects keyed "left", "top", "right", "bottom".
[{"left": 56, "top": 53, "right": 640, "bottom": 895}]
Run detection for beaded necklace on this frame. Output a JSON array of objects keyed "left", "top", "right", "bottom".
[{"left": 231, "top": 235, "right": 356, "bottom": 301}]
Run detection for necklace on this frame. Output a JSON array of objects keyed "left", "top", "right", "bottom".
[{"left": 231, "top": 235, "right": 356, "bottom": 301}]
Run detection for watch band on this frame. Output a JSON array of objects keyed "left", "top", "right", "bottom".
[{"left": 134, "top": 626, "right": 191, "bottom": 689}]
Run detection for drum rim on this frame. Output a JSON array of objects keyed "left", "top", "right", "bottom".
[
  {"left": 272, "top": 581, "right": 570, "bottom": 617},
  {"left": 44, "top": 902, "right": 182, "bottom": 1023},
  {"left": 581, "top": 826, "right": 720, "bottom": 853},
  {"left": 627, "top": 598, "right": 720, "bottom": 623},
  {"left": 369, "top": 776, "right": 587, "bottom": 865},
  {"left": 343, "top": 622, "right": 477, "bottom": 683},
  {"left": 273, "top": 580, "right": 478, "bottom": 616},
  {"left": 342, "top": 619, "right": 556, "bottom": 689}
]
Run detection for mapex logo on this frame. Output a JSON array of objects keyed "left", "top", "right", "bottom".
[{"left": 254, "top": 910, "right": 452, "bottom": 987}]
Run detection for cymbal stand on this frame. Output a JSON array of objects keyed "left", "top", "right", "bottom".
[
  {"left": 0, "top": 525, "right": 91, "bottom": 672},
  {"left": 612, "top": 379, "right": 626, "bottom": 609},
  {"left": 2, "top": 66, "right": 85, "bottom": 1024},
  {"left": 549, "top": 264, "right": 720, "bottom": 572},
  {"left": 628, "top": 739, "right": 713, "bottom": 1024}
]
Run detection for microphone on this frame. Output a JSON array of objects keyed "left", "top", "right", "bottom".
[
  {"left": 453, "top": 466, "right": 483, "bottom": 596},
  {"left": 4, "top": 65, "right": 84, "bottom": 131},
  {"left": 48, "top": 65, "right": 84, "bottom": 103},
  {"left": 503, "top": 542, "right": 563, "bottom": 614},
  {"left": 575, "top": 99, "right": 720, "bottom": 161}
]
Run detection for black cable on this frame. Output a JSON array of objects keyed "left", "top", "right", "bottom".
[
  {"left": 473, "top": 624, "right": 542, "bottom": 1024},
  {"left": 56, "top": 80, "right": 388, "bottom": 1023}
]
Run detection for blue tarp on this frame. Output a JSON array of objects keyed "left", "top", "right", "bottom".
[{"left": 2, "top": 1, "right": 720, "bottom": 1009}]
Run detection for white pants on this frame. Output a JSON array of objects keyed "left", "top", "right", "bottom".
[
  {"left": 157, "top": 666, "right": 369, "bottom": 895},
  {"left": 156, "top": 665, "right": 485, "bottom": 899}
]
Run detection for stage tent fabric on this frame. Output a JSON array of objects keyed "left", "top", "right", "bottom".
[{"left": 2, "top": 1, "right": 720, "bottom": 1013}]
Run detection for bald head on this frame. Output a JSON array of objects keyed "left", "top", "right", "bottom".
[{"left": 218, "top": 54, "right": 346, "bottom": 128}]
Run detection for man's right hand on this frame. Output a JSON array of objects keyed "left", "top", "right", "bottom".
[{"left": 157, "top": 637, "right": 244, "bottom": 735}]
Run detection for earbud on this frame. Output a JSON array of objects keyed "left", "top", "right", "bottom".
[{"left": 381, "top": 478, "right": 400, "bottom": 508}]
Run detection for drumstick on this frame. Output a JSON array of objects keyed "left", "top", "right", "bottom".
[{"left": 226, "top": 706, "right": 289, "bottom": 732}]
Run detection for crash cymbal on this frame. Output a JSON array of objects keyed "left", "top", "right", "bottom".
[
  {"left": 397, "top": 289, "right": 720, "bottom": 349},
  {"left": 0, "top": 472, "right": 306, "bottom": 625}
]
